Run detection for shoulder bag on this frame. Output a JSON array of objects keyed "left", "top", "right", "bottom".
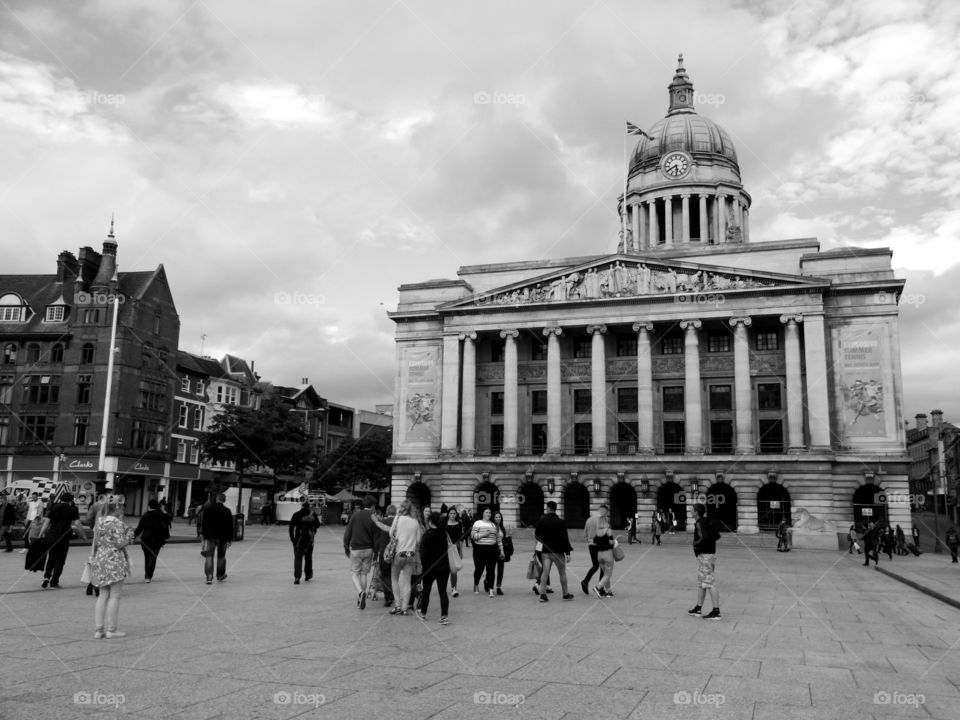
[
  {"left": 446, "top": 536, "right": 463, "bottom": 572},
  {"left": 383, "top": 521, "right": 399, "bottom": 564},
  {"left": 612, "top": 536, "right": 625, "bottom": 562}
]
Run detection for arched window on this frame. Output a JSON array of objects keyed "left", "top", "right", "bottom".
[
  {"left": 80, "top": 343, "right": 95, "bottom": 364},
  {"left": 0, "top": 293, "right": 24, "bottom": 322},
  {"left": 26, "top": 343, "right": 41, "bottom": 363},
  {"left": 3, "top": 343, "right": 17, "bottom": 364},
  {"left": 50, "top": 344, "right": 64, "bottom": 363}
]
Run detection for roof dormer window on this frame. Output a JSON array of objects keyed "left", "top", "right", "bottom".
[
  {"left": 0, "top": 294, "right": 26, "bottom": 323},
  {"left": 45, "top": 305, "right": 66, "bottom": 322}
]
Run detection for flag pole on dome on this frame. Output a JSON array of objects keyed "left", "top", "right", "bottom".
[{"left": 624, "top": 121, "right": 654, "bottom": 253}]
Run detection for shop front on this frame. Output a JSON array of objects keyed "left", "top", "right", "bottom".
[{"left": 115, "top": 458, "right": 163, "bottom": 516}]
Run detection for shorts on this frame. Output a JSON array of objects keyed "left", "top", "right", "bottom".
[
  {"left": 350, "top": 548, "right": 374, "bottom": 574},
  {"left": 697, "top": 553, "right": 716, "bottom": 589}
]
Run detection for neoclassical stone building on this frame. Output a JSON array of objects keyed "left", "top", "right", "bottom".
[{"left": 388, "top": 58, "right": 911, "bottom": 536}]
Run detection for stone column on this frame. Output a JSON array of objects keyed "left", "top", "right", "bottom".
[
  {"left": 742, "top": 206, "right": 750, "bottom": 243},
  {"left": 781, "top": 315, "right": 805, "bottom": 451},
  {"left": 588, "top": 324, "right": 607, "bottom": 454},
  {"left": 729, "top": 317, "right": 753, "bottom": 453},
  {"left": 803, "top": 313, "right": 831, "bottom": 449},
  {"left": 638, "top": 202, "right": 647, "bottom": 250},
  {"left": 717, "top": 193, "right": 727, "bottom": 243},
  {"left": 648, "top": 199, "right": 658, "bottom": 246},
  {"left": 664, "top": 196, "right": 673, "bottom": 247},
  {"left": 460, "top": 331, "right": 477, "bottom": 455},
  {"left": 699, "top": 194, "right": 708, "bottom": 243},
  {"left": 681, "top": 194, "right": 690, "bottom": 243},
  {"left": 679, "top": 320, "right": 702, "bottom": 453},
  {"left": 543, "top": 327, "right": 563, "bottom": 454},
  {"left": 440, "top": 334, "right": 461, "bottom": 453},
  {"left": 735, "top": 198, "right": 744, "bottom": 236},
  {"left": 631, "top": 204, "right": 640, "bottom": 252},
  {"left": 633, "top": 322, "right": 654, "bottom": 453},
  {"left": 501, "top": 329, "right": 519, "bottom": 456}
]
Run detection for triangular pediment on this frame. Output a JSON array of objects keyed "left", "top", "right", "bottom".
[{"left": 439, "top": 253, "right": 829, "bottom": 311}]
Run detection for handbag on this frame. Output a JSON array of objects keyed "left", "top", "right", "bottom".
[
  {"left": 446, "top": 538, "right": 463, "bottom": 572},
  {"left": 80, "top": 558, "right": 93, "bottom": 585},
  {"left": 612, "top": 537, "right": 625, "bottom": 562},
  {"left": 526, "top": 553, "right": 542, "bottom": 580},
  {"left": 383, "top": 523, "right": 398, "bottom": 564}
]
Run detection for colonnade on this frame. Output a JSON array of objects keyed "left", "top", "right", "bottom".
[{"left": 623, "top": 191, "right": 750, "bottom": 251}]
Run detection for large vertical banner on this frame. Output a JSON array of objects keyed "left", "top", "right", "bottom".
[
  {"left": 836, "top": 324, "right": 888, "bottom": 438},
  {"left": 399, "top": 345, "right": 441, "bottom": 449}
]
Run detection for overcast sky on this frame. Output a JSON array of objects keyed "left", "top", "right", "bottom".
[{"left": 1, "top": 0, "right": 957, "bottom": 425}]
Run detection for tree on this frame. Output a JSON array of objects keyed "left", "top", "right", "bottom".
[
  {"left": 314, "top": 431, "right": 392, "bottom": 493},
  {"left": 201, "top": 396, "right": 313, "bottom": 512}
]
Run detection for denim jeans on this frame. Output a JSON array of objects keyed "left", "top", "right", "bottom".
[
  {"left": 203, "top": 539, "right": 228, "bottom": 580},
  {"left": 391, "top": 554, "right": 417, "bottom": 608}
]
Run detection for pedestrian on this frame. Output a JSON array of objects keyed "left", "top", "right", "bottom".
[
  {"left": 199, "top": 493, "right": 234, "bottom": 584},
  {"left": 534, "top": 501, "right": 574, "bottom": 602},
  {"left": 776, "top": 519, "right": 789, "bottom": 552},
  {"left": 592, "top": 506, "right": 615, "bottom": 598},
  {"left": 373, "top": 505, "right": 397, "bottom": 606},
  {"left": 83, "top": 501, "right": 106, "bottom": 597},
  {"left": 847, "top": 524, "right": 862, "bottom": 554},
  {"left": 945, "top": 526, "right": 959, "bottom": 563},
  {"left": 667, "top": 508, "right": 677, "bottom": 534},
  {"left": 39, "top": 492, "right": 87, "bottom": 588},
  {"left": 627, "top": 513, "right": 639, "bottom": 544},
  {"left": 133, "top": 499, "right": 171, "bottom": 583},
  {"left": 260, "top": 499, "right": 275, "bottom": 526},
  {"left": 388, "top": 500, "right": 422, "bottom": 615},
  {"left": 895, "top": 525, "right": 907, "bottom": 556},
  {"left": 651, "top": 512, "right": 662, "bottom": 546},
  {"left": 290, "top": 499, "right": 320, "bottom": 584},
  {"left": 688, "top": 503, "right": 721, "bottom": 620},
  {"left": 90, "top": 495, "right": 134, "bottom": 639},
  {"left": 881, "top": 526, "right": 895, "bottom": 560},
  {"left": 443, "top": 507, "right": 464, "bottom": 597},
  {"left": 862, "top": 521, "right": 880, "bottom": 567},
  {"left": 911, "top": 525, "right": 920, "bottom": 550},
  {"left": 0, "top": 494, "right": 16, "bottom": 552},
  {"left": 417, "top": 511, "right": 451, "bottom": 625},
  {"left": 461, "top": 508, "right": 474, "bottom": 547},
  {"left": 158, "top": 497, "right": 170, "bottom": 517},
  {"left": 343, "top": 495, "right": 380, "bottom": 609},
  {"left": 492, "top": 511, "right": 512, "bottom": 595},
  {"left": 581, "top": 506, "right": 605, "bottom": 595},
  {"left": 470, "top": 508, "right": 504, "bottom": 598},
  {"left": 23, "top": 492, "right": 44, "bottom": 550}
]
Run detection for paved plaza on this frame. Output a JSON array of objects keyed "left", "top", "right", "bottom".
[{"left": 1, "top": 523, "right": 958, "bottom": 720}]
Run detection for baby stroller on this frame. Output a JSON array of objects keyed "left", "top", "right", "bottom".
[{"left": 369, "top": 552, "right": 392, "bottom": 605}]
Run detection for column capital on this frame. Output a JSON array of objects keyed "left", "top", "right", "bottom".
[
  {"left": 680, "top": 193, "right": 691, "bottom": 199},
  {"left": 728, "top": 316, "right": 752, "bottom": 328},
  {"left": 499, "top": 329, "right": 520, "bottom": 339},
  {"left": 458, "top": 331, "right": 477, "bottom": 341},
  {"left": 779, "top": 314, "right": 803, "bottom": 325},
  {"left": 542, "top": 326, "right": 563, "bottom": 338},
  {"left": 586, "top": 324, "right": 607, "bottom": 335},
  {"left": 679, "top": 319, "right": 702, "bottom": 331},
  {"left": 632, "top": 321, "right": 654, "bottom": 333}
]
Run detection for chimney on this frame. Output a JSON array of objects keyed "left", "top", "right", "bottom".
[
  {"left": 76, "top": 246, "right": 102, "bottom": 289},
  {"left": 302, "top": 377, "right": 309, "bottom": 385},
  {"left": 915, "top": 414, "right": 928, "bottom": 432},
  {"left": 931, "top": 409, "right": 944, "bottom": 429},
  {"left": 56, "top": 251, "right": 79, "bottom": 283}
]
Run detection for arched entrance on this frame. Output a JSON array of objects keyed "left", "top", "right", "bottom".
[
  {"left": 518, "top": 482, "right": 544, "bottom": 528},
  {"left": 706, "top": 482, "right": 737, "bottom": 532},
  {"left": 474, "top": 481, "right": 500, "bottom": 517},
  {"left": 756, "top": 483, "right": 791, "bottom": 532},
  {"left": 563, "top": 482, "right": 590, "bottom": 528},
  {"left": 405, "top": 482, "right": 431, "bottom": 512},
  {"left": 852, "top": 484, "right": 887, "bottom": 528},
  {"left": 609, "top": 483, "right": 638, "bottom": 530},
  {"left": 656, "top": 481, "right": 687, "bottom": 531}
]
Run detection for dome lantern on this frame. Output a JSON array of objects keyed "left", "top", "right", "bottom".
[{"left": 667, "top": 53, "right": 695, "bottom": 116}]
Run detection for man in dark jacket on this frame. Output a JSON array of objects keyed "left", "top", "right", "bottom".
[
  {"left": 0, "top": 495, "right": 17, "bottom": 552},
  {"left": 289, "top": 499, "right": 321, "bottom": 584},
  {"left": 199, "top": 494, "right": 234, "bottom": 584},
  {"left": 134, "top": 499, "right": 172, "bottom": 583},
  {"left": 689, "top": 503, "right": 720, "bottom": 620},
  {"left": 534, "top": 501, "right": 573, "bottom": 601},
  {"left": 40, "top": 492, "right": 87, "bottom": 588},
  {"left": 862, "top": 521, "right": 881, "bottom": 567},
  {"left": 343, "top": 495, "right": 380, "bottom": 609}
]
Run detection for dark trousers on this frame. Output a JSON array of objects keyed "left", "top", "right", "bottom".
[
  {"left": 293, "top": 543, "right": 314, "bottom": 580},
  {"left": 379, "top": 559, "right": 395, "bottom": 604},
  {"left": 420, "top": 570, "right": 450, "bottom": 616},
  {"left": 203, "top": 539, "right": 228, "bottom": 580},
  {"left": 949, "top": 545, "right": 958, "bottom": 563},
  {"left": 583, "top": 545, "right": 605, "bottom": 584},
  {"left": 1, "top": 526, "right": 12, "bottom": 552},
  {"left": 472, "top": 545, "right": 498, "bottom": 590},
  {"left": 141, "top": 542, "right": 162, "bottom": 580},
  {"left": 863, "top": 543, "right": 879, "bottom": 565},
  {"left": 43, "top": 540, "right": 70, "bottom": 583}
]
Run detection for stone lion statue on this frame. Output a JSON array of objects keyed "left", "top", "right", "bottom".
[{"left": 792, "top": 508, "right": 837, "bottom": 533}]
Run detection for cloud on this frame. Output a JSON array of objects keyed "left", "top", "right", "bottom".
[{"left": 177, "top": 82, "right": 354, "bottom": 129}]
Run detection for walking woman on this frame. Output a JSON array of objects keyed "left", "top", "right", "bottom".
[
  {"left": 443, "top": 507, "right": 464, "bottom": 597},
  {"left": 592, "top": 510, "right": 615, "bottom": 598},
  {"left": 90, "top": 496, "right": 134, "bottom": 638},
  {"left": 470, "top": 508, "right": 504, "bottom": 598},
  {"left": 134, "top": 499, "right": 171, "bottom": 583},
  {"left": 492, "top": 511, "right": 512, "bottom": 595},
  {"left": 417, "top": 512, "right": 451, "bottom": 625},
  {"left": 388, "top": 500, "right": 422, "bottom": 616}
]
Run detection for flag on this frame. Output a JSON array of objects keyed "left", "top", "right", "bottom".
[{"left": 626, "top": 121, "right": 654, "bottom": 140}]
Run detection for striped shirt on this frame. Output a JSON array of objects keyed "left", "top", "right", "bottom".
[{"left": 470, "top": 519, "right": 503, "bottom": 551}]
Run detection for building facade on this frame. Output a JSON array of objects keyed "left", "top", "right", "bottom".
[
  {"left": 907, "top": 410, "right": 959, "bottom": 521},
  {"left": 389, "top": 58, "right": 911, "bottom": 534}
]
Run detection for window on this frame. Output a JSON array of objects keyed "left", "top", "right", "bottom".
[
  {"left": 158, "top": 348, "right": 168, "bottom": 366},
  {"left": 758, "top": 419, "right": 784, "bottom": 453},
  {"left": 193, "top": 407, "right": 204, "bottom": 430},
  {"left": 0, "top": 375, "right": 12, "bottom": 403},
  {"left": 490, "top": 424, "right": 504, "bottom": 454},
  {"left": 153, "top": 313, "right": 161, "bottom": 334},
  {"left": 180, "top": 376, "right": 190, "bottom": 392},
  {"left": 82, "top": 308, "right": 100, "bottom": 324},
  {"left": 190, "top": 443, "right": 200, "bottom": 464},
  {"left": 50, "top": 344, "right": 64, "bottom": 363},
  {"left": 663, "top": 420, "right": 685, "bottom": 453},
  {"left": 490, "top": 342, "right": 504, "bottom": 363},
  {"left": 661, "top": 335, "right": 683, "bottom": 354},
  {"left": 20, "top": 415, "right": 55, "bottom": 444},
  {"left": 490, "top": 391, "right": 504, "bottom": 415},
  {"left": 73, "top": 416, "right": 88, "bottom": 446},
  {"left": 532, "top": 423, "right": 547, "bottom": 454},
  {"left": 138, "top": 380, "right": 166, "bottom": 412},
  {"left": 574, "top": 388, "right": 591, "bottom": 414},
  {"left": 76, "top": 375, "right": 92, "bottom": 404},
  {"left": 616, "top": 335, "right": 637, "bottom": 357},
  {"left": 709, "top": 385, "right": 732, "bottom": 411},
  {"left": 0, "top": 294, "right": 24, "bottom": 322},
  {"left": 0, "top": 416, "right": 8, "bottom": 445},
  {"left": 216, "top": 385, "right": 238, "bottom": 405},
  {"left": 531, "top": 341, "right": 547, "bottom": 361},
  {"left": 662, "top": 386, "right": 684, "bottom": 413},
  {"left": 179, "top": 405, "right": 188, "bottom": 428},
  {"left": 80, "top": 343, "right": 95, "bottom": 364},
  {"left": 26, "top": 344, "right": 40, "bottom": 363},
  {"left": 45, "top": 306, "right": 65, "bottom": 322},
  {"left": 194, "top": 379, "right": 203, "bottom": 395},
  {"left": 617, "top": 387, "right": 638, "bottom": 413},
  {"left": 574, "top": 339, "right": 591, "bottom": 358},
  {"left": 2, "top": 344, "right": 16, "bottom": 364},
  {"left": 176, "top": 440, "right": 187, "bottom": 463},
  {"left": 617, "top": 421, "right": 638, "bottom": 444},
  {"left": 132, "top": 420, "right": 164, "bottom": 451},
  {"left": 758, "top": 383, "right": 781, "bottom": 410},
  {"left": 529, "top": 390, "right": 546, "bottom": 415},
  {"left": 756, "top": 331, "right": 778, "bottom": 351},
  {"left": 710, "top": 420, "right": 733, "bottom": 453},
  {"left": 707, "top": 334, "right": 730, "bottom": 353},
  {"left": 22, "top": 376, "right": 59, "bottom": 404},
  {"left": 574, "top": 423, "right": 592, "bottom": 453}
]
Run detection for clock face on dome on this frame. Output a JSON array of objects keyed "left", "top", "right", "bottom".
[{"left": 661, "top": 151, "right": 691, "bottom": 179}]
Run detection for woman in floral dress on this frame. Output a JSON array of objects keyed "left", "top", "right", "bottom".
[{"left": 90, "top": 496, "right": 134, "bottom": 639}]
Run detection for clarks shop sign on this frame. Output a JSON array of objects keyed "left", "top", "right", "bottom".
[{"left": 117, "top": 459, "right": 157, "bottom": 475}]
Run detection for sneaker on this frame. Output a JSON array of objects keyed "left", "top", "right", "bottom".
[
  {"left": 562, "top": 593, "right": 574, "bottom": 600},
  {"left": 532, "top": 585, "right": 539, "bottom": 594},
  {"left": 488, "top": 589, "right": 495, "bottom": 598},
  {"left": 495, "top": 588, "right": 504, "bottom": 596},
  {"left": 438, "top": 616, "right": 449, "bottom": 625},
  {"left": 305, "top": 575, "right": 312, "bottom": 582},
  {"left": 217, "top": 575, "right": 227, "bottom": 582},
  {"left": 18, "top": 549, "right": 26, "bottom": 554},
  {"left": 206, "top": 578, "right": 213, "bottom": 584},
  {"left": 145, "top": 578, "right": 151, "bottom": 583},
  {"left": 105, "top": 630, "right": 126, "bottom": 639},
  {"left": 474, "top": 586, "right": 480, "bottom": 594},
  {"left": 93, "top": 629, "right": 105, "bottom": 639},
  {"left": 580, "top": 580, "right": 589, "bottom": 595},
  {"left": 294, "top": 579, "right": 300, "bottom": 585},
  {"left": 399, "top": 610, "right": 409, "bottom": 616},
  {"left": 389, "top": 607, "right": 402, "bottom": 615},
  {"left": 593, "top": 586, "right": 603, "bottom": 599},
  {"left": 545, "top": 587, "right": 554, "bottom": 594},
  {"left": 49, "top": 582, "right": 60, "bottom": 589},
  {"left": 604, "top": 591, "right": 615, "bottom": 598},
  {"left": 360, "top": 593, "right": 366, "bottom": 610},
  {"left": 687, "top": 606, "right": 702, "bottom": 616},
  {"left": 703, "top": 609, "right": 721, "bottom": 621},
  {"left": 451, "top": 589, "right": 459, "bottom": 598},
  {"left": 539, "top": 594, "right": 549, "bottom": 603}
]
